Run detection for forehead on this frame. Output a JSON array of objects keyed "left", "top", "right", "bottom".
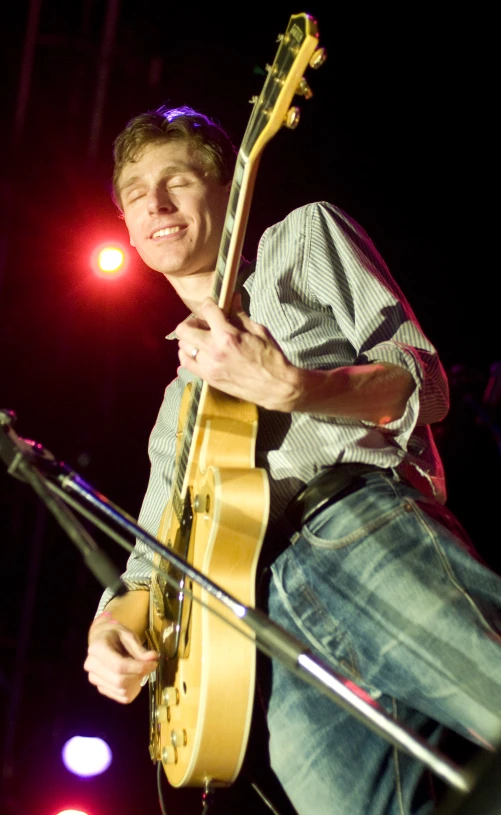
[{"left": 118, "top": 140, "right": 203, "bottom": 189}]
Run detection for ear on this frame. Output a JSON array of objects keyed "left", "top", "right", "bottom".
[{"left": 129, "top": 234, "right": 136, "bottom": 247}]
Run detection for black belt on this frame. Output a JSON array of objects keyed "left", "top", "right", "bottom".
[{"left": 286, "top": 463, "right": 392, "bottom": 530}]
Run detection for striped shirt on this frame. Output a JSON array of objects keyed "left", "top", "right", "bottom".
[{"left": 97, "top": 201, "right": 449, "bottom": 611}]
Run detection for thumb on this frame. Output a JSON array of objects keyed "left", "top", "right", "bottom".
[
  {"left": 231, "top": 291, "right": 254, "bottom": 330},
  {"left": 230, "top": 291, "right": 246, "bottom": 315},
  {"left": 115, "top": 627, "right": 159, "bottom": 661}
]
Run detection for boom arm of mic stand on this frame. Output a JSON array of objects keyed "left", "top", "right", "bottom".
[
  {"left": 0, "top": 409, "right": 473, "bottom": 795},
  {"left": 55, "top": 461, "right": 472, "bottom": 793}
]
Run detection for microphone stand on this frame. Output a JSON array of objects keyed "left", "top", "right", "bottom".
[
  {"left": 0, "top": 409, "right": 127, "bottom": 597},
  {"left": 0, "top": 409, "right": 480, "bottom": 798}
]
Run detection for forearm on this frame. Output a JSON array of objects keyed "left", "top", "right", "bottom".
[
  {"left": 277, "top": 361, "right": 416, "bottom": 425},
  {"left": 175, "top": 298, "right": 417, "bottom": 425},
  {"left": 91, "top": 589, "right": 150, "bottom": 643}
]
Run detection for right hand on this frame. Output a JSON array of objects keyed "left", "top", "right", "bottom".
[{"left": 84, "top": 611, "right": 159, "bottom": 704}]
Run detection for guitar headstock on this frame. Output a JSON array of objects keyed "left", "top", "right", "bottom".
[
  {"left": 241, "top": 13, "right": 326, "bottom": 161},
  {"left": 214, "top": 13, "right": 326, "bottom": 312}
]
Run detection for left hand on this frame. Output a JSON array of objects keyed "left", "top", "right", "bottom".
[{"left": 176, "top": 293, "right": 301, "bottom": 411}]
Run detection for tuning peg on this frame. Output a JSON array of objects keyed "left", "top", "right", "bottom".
[
  {"left": 297, "top": 77, "right": 313, "bottom": 99},
  {"left": 249, "top": 95, "right": 259, "bottom": 105},
  {"left": 310, "top": 47, "right": 327, "bottom": 69},
  {"left": 284, "top": 107, "right": 301, "bottom": 129}
]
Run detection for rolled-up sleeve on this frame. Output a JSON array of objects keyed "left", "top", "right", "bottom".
[{"left": 307, "top": 203, "right": 449, "bottom": 448}]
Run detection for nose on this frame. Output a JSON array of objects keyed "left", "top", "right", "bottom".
[{"left": 147, "top": 185, "right": 176, "bottom": 215}]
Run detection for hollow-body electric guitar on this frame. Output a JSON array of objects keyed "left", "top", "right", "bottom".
[{"left": 146, "top": 12, "right": 325, "bottom": 789}]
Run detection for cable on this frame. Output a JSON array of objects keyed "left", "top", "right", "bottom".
[
  {"left": 157, "top": 759, "right": 170, "bottom": 815},
  {"left": 201, "top": 781, "right": 216, "bottom": 813}
]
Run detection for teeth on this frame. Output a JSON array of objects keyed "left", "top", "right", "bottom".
[{"left": 152, "top": 226, "right": 182, "bottom": 238}]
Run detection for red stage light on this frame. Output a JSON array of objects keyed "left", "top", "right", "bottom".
[
  {"left": 98, "top": 247, "right": 124, "bottom": 272},
  {"left": 91, "top": 243, "right": 128, "bottom": 278},
  {"left": 55, "top": 810, "right": 89, "bottom": 815}
]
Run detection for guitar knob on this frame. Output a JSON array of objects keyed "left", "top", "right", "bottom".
[
  {"left": 170, "top": 728, "right": 187, "bottom": 748},
  {"left": 155, "top": 704, "right": 170, "bottom": 723},
  {"left": 284, "top": 107, "right": 301, "bottom": 129},
  {"left": 162, "top": 746, "right": 177, "bottom": 765},
  {"left": 162, "top": 686, "right": 179, "bottom": 706}
]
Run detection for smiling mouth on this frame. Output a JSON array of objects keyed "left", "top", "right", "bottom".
[{"left": 151, "top": 226, "right": 184, "bottom": 239}]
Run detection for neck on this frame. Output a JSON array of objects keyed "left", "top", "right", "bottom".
[{"left": 164, "top": 269, "right": 216, "bottom": 314}]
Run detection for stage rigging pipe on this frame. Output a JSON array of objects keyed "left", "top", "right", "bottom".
[{"left": 88, "top": 0, "right": 121, "bottom": 159}]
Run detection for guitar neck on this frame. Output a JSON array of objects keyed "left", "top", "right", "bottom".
[
  {"left": 172, "top": 12, "right": 323, "bottom": 503},
  {"left": 215, "top": 12, "right": 321, "bottom": 312},
  {"left": 213, "top": 152, "right": 262, "bottom": 312}
]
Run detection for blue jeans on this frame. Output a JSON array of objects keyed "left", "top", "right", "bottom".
[{"left": 266, "top": 471, "right": 501, "bottom": 814}]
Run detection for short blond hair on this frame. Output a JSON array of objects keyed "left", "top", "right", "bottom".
[{"left": 112, "top": 105, "right": 237, "bottom": 209}]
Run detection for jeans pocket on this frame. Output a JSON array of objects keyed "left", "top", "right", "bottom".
[{"left": 302, "top": 482, "right": 412, "bottom": 551}]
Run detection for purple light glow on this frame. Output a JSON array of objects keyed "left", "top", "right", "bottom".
[{"left": 62, "top": 736, "right": 112, "bottom": 777}]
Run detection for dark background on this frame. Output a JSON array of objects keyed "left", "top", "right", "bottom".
[{"left": 0, "top": 3, "right": 499, "bottom": 815}]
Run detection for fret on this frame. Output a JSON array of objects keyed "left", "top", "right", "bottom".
[
  {"left": 233, "top": 156, "right": 245, "bottom": 184},
  {"left": 175, "top": 381, "right": 202, "bottom": 496}
]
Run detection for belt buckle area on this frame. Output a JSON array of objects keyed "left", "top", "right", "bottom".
[{"left": 287, "top": 463, "right": 383, "bottom": 530}]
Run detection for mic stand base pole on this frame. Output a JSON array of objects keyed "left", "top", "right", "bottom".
[
  {"left": 243, "top": 607, "right": 472, "bottom": 795},
  {"left": 0, "top": 411, "right": 127, "bottom": 597},
  {"left": 0, "top": 429, "right": 469, "bottom": 797},
  {"left": 436, "top": 747, "right": 501, "bottom": 814},
  {"left": 18, "top": 461, "right": 127, "bottom": 596}
]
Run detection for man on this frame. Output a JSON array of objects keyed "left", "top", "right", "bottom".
[{"left": 84, "top": 106, "right": 501, "bottom": 814}]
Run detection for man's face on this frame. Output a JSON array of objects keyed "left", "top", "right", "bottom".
[{"left": 118, "top": 140, "right": 230, "bottom": 279}]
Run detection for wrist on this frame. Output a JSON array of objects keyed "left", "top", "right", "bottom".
[
  {"left": 279, "top": 367, "right": 327, "bottom": 413},
  {"left": 264, "top": 364, "right": 309, "bottom": 413},
  {"left": 88, "top": 610, "right": 118, "bottom": 641},
  {"left": 97, "top": 589, "right": 149, "bottom": 641}
]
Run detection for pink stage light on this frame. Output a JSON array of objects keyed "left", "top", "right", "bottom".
[{"left": 55, "top": 810, "right": 88, "bottom": 814}]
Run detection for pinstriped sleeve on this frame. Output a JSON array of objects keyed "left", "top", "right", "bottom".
[
  {"left": 95, "top": 375, "right": 183, "bottom": 615},
  {"left": 306, "top": 203, "right": 449, "bottom": 442}
]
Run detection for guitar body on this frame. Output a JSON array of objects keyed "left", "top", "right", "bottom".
[
  {"left": 148, "top": 385, "right": 269, "bottom": 787},
  {"left": 145, "top": 11, "right": 324, "bottom": 791}
]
